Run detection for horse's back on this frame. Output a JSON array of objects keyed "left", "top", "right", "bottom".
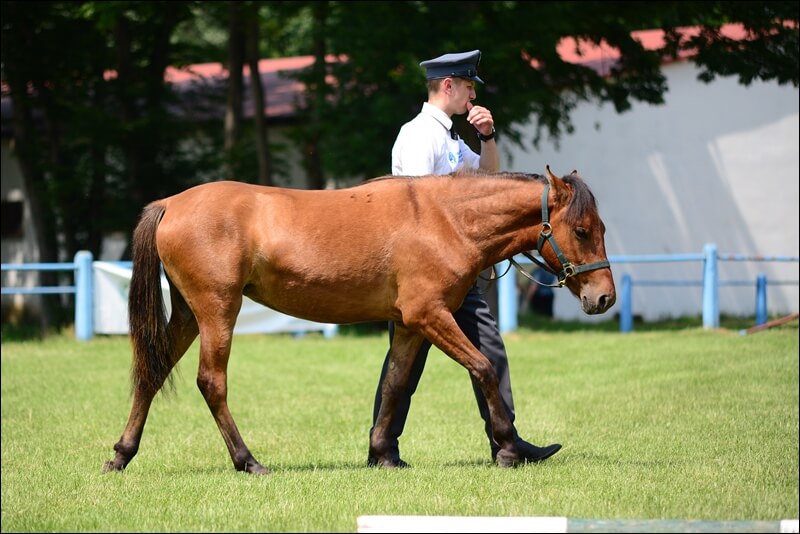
[
  {"left": 152, "top": 180, "right": 418, "bottom": 323},
  {"left": 156, "top": 178, "right": 445, "bottom": 252},
  {"left": 148, "top": 176, "right": 534, "bottom": 324},
  {"left": 153, "top": 175, "right": 532, "bottom": 276}
]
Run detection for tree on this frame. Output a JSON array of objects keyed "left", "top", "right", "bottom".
[
  {"left": 245, "top": 1, "right": 273, "bottom": 186},
  {"left": 2, "top": 1, "right": 797, "bottom": 258},
  {"left": 101, "top": 1, "right": 195, "bottom": 215},
  {"left": 313, "top": 1, "right": 798, "bottom": 181},
  {"left": 300, "top": 0, "right": 329, "bottom": 190},
  {"left": 224, "top": 0, "right": 245, "bottom": 180},
  {"left": 1, "top": 1, "right": 115, "bottom": 330}
]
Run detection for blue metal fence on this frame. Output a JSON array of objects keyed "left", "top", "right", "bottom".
[
  {"left": 3, "top": 245, "right": 798, "bottom": 340},
  {"left": 497, "top": 243, "right": 799, "bottom": 333},
  {"left": 1, "top": 251, "right": 94, "bottom": 340}
]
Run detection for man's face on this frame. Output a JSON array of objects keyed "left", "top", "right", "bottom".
[{"left": 447, "top": 78, "right": 476, "bottom": 115}]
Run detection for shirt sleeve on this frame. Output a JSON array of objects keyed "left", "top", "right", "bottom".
[
  {"left": 458, "top": 138, "right": 481, "bottom": 170},
  {"left": 391, "top": 124, "right": 437, "bottom": 176}
]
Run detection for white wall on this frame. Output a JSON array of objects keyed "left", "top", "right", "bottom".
[
  {"left": 1, "top": 138, "right": 36, "bottom": 264},
  {"left": 1, "top": 139, "right": 44, "bottom": 316},
  {"left": 4, "top": 61, "right": 798, "bottom": 323},
  {"left": 507, "top": 61, "right": 799, "bottom": 321}
]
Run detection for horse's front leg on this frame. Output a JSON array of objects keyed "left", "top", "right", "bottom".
[
  {"left": 369, "top": 324, "right": 425, "bottom": 468},
  {"left": 419, "top": 310, "right": 520, "bottom": 467}
]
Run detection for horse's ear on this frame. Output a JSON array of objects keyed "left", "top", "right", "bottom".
[
  {"left": 571, "top": 169, "right": 579, "bottom": 176},
  {"left": 546, "top": 165, "right": 572, "bottom": 205},
  {"left": 546, "top": 164, "right": 560, "bottom": 182}
]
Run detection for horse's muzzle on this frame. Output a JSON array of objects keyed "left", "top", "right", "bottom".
[{"left": 581, "top": 291, "right": 616, "bottom": 315}]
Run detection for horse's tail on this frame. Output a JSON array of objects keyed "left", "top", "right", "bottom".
[{"left": 128, "top": 201, "right": 175, "bottom": 396}]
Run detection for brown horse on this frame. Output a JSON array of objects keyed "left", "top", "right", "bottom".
[{"left": 103, "top": 166, "right": 615, "bottom": 475}]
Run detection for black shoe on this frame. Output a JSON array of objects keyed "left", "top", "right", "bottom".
[
  {"left": 367, "top": 455, "right": 410, "bottom": 468},
  {"left": 492, "top": 439, "right": 562, "bottom": 463}
]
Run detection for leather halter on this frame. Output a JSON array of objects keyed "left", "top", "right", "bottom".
[{"left": 511, "top": 175, "right": 610, "bottom": 288}]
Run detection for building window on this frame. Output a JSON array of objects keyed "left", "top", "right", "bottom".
[{"left": 1, "top": 200, "right": 24, "bottom": 238}]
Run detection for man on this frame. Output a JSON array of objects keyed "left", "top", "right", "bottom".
[
  {"left": 368, "top": 50, "right": 562, "bottom": 467},
  {"left": 527, "top": 267, "right": 557, "bottom": 317}
]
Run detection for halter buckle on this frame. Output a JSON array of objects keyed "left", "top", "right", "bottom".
[{"left": 557, "top": 264, "right": 576, "bottom": 286}]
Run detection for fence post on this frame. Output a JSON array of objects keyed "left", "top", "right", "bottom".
[
  {"left": 497, "top": 260, "right": 517, "bottom": 333},
  {"left": 702, "top": 243, "right": 719, "bottom": 329},
  {"left": 620, "top": 274, "right": 633, "bottom": 333},
  {"left": 755, "top": 273, "right": 767, "bottom": 326},
  {"left": 323, "top": 323, "right": 339, "bottom": 339},
  {"left": 74, "top": 250, "right": 93, "bottom": 341}
]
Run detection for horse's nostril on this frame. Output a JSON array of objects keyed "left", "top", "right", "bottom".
[{"left": 600, "top": 293, "right": 616, "bottom": 310}]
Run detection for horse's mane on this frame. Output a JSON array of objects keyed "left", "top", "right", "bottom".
[
  {"left": 451, "top": 169, "right": 599, "bottom": 225},
  {"left": 365, "top": 169, "right": 544, "bottom": 184},
  {"left": 561, "top": 173, "right": 598, "bottom": 226},
  {"left": 360, "top": 170, "right": 597, "bottom": 225}
]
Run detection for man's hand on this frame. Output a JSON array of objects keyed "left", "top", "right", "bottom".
[{"left": 466, "top": 102, "right": 495, "bottom": 137}]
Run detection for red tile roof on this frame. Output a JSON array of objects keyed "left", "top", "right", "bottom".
[
  {"left": 0, "top": 23, "right": 755, "bottom": 124},
  {"left": 166, "top": 56, "right": 314, "bottom": 118},
  {"left": 538, "top": 23, "right": 750, "bottom": 75},
  {"left": 163, "top": 23, "right": 749, "bottom": 119}
]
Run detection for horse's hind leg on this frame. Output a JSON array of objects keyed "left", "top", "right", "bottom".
[
  {"left": 103, "top": 291, "right": 199, "bottom": 473},
  {"left": 194, "top": 297, "right": 269, "bottom": 475}
]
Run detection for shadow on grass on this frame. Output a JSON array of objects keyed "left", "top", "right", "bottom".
[
  {"left": 2, "top": 313, "right": 786, "bottom": 342},
  {"left": 516, "top": 312, "right": 773, "bottom": 334}
]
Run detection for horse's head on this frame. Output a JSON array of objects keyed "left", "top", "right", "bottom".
[{"left": 536, "top": 166, "right": 616, "bottom": 315}]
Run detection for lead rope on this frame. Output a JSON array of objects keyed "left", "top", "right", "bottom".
[{"left": 476, "top": 178, "right": 557, "bottom": 294}]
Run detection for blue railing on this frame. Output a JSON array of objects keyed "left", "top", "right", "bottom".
[
  {"left": 497, "top": 243, "right": 800, "bottom": 333},
  {"left": 1, "top": 251, "right": 94, "bottom": 340},
  {"left": 3, "top": 245, "right": 798, "bottom": 340}
]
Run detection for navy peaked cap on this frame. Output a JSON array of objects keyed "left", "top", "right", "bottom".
[{"left": 419, "top": 50, "right": 484, "bottom": 84}]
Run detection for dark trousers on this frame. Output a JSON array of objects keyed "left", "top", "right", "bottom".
[
  {"left": 529, "top": 294, "right": 554, "bottom": 317},
  {"left": 370, "top": 286, "right": 519, "bottom": 456}
]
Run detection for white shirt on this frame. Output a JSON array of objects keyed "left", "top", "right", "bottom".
[{"left": 391, "top": 102, "right": 481, "bottom": 176}]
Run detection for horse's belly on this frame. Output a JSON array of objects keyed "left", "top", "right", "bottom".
[{"left": 244, "top": 279, "right": 396, "bottom": 325}]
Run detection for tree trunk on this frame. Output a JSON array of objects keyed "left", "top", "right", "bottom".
[
  {"left": 246, "top": 4, "right": 272, "bottom": 186},
  {"left": 113, "top": 14, "right": 143, "bottom": 213},
  {"left": 304, "top": 1, "right": 328, "bottom": 190},
  {"left": 88, "top": 69, "right": 108, "bottom": 258},
  {"left": 6, "top": 77, "right": 61, "bottom": 332},
  {"left": 225, "top": 1, "right": 245, "bottom": 180},
  {"left": 113, "top": 7, "right": 181, "bottom": 258}
]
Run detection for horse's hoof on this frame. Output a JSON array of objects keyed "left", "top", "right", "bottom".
[
  {"left": 246, "top": 463, "right": 271, "bottom": 475},
  {"left": 494, "top": 450, "right": 519, "bottom": 468},
  {"left": 240, "top": 458, "right": 271, "bottom": 475},
  {"left": 367, "top": 455, "right": 410, "bottom": 469},
  {"left": 102, "top": 460, "right": 124, "bottom": 474}
]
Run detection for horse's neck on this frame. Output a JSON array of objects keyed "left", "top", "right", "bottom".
[{"left": 440, "top": 176, "right": 546, "bottom": 262}]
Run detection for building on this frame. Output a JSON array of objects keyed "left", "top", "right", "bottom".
[
  {"left": 507, "top": 27, "right": 799, "bottom": 321},
  {"left": 3, "top": 25, "right": 798, "bottom": 323}
]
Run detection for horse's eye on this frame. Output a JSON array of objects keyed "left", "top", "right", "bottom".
[{"left": 575, "top": 227, "right": 588, "bottom": 239}]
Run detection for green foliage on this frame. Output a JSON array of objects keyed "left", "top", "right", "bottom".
[
  {"left": 2, "top": 0, "right": 205, "bottom": 258},
  {"left": 1, "top": 328, "right": 797, "bottom": 531},
  {"left": 316, "top": 1, "right": 799, "bottom": 178},
  {"left": 1, "top": 0, "right": 798, "bottom": 254}
]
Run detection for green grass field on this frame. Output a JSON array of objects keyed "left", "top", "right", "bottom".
[{"left": 1, "top": 322, "right": 798, "bottom": 532}]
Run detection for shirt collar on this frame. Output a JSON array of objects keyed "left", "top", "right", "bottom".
[{"left": 421, "top": 102, "right": 453, "bottom": 131}]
